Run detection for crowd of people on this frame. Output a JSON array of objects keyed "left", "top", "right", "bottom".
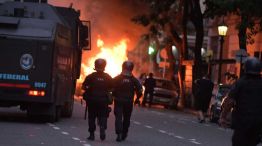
[
  {"left": 81, "top": 57, "right": 262, "bottom": 146},
  {"left": 81, "top": 58, "right": 160, "bottom": 142}
]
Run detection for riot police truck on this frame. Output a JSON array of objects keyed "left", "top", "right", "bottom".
[{"left": 0, "top": 0, "right": 90, "bottom": 122}]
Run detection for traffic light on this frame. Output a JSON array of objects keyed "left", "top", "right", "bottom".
[
  {"left": 148, "top": 41, "right": 156, "bottom": 55},
  {"left": 148, "top": 46, "right": 155, "bottom": 55}
]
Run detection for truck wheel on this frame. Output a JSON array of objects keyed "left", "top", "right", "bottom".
[
  {"left": 62, "top": 98, "right": 74, "bottom": 117},
  {"left": 55, "top": 106, "right": 61, "bottom": 121},
  {"left": 48, "top": 105, "right": 61, "bottom": 123}
]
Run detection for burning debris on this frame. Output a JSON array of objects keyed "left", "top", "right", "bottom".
[
  {"left": 82, "top": 37, "right": 129, "bottom": 78},
  {"left": 49, "top": 0, "right": 147, "bottom": 81}
]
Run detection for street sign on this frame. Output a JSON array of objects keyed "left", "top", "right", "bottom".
[{"left": 235, "top": 49, "right": 248, "bottom": 63}]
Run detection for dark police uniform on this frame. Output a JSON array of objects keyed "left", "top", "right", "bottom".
[
  {"left": 220, "top": 57, "right": 262, "bottom": 146},
  {"left": 194, "top": 77, "right": 214, "bottom": 113},
  {"left": 142, "top": 76, "right": 156, "bottom": 107},
  {"left": 225, "top": 75, "right": 262, "bottom": 146},
  {"left": 82, "top": 71, "right": 112, "bottom": 139},
  {"left": 113, "top": 74, "right": 142, "bottom": 141}
]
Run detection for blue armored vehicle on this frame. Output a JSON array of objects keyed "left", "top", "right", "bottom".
[{"left": 0, "top": 0, "right": 90, "bottom": 121}]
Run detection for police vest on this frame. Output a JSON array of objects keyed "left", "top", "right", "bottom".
[
  {"left": 84, "top": 72, "right": 111, "bottom": 102},
  {"left": 113, "top": 74, "right": 141, "bottom": 102}
]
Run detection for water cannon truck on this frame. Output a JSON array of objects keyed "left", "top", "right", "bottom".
[{"left": 0, "top": 0, "right": 90, "bottom": 122}]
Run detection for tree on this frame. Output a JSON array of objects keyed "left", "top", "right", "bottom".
[
  {"left": 132, "top": 0, "right": 205, "bottom": 107},
  {"left": 188, "top": 0, "right": 204, "bottom": 81},
  {"left": 204, "top": 0, "right": 262, "bottom": 50}
]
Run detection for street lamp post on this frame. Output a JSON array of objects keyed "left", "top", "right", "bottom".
[{"left": 217, "top": 23, "right": 228, "bottom": 83}]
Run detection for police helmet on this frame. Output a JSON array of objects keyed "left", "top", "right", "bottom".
[
  {"left": 244, "top": 57, "right": 261, "bottom": 75},
  {"left": 122, "top": 61, "right": 134, "bottom": 76},
  {"left": 94, "top": 58, "right": 106, "bottom": 71},
  {"left": 149, "top": 72, "right": 153, "bottom": 77},
  {"left": 122, "top": 61, "right": 134, "bottom": 72}
]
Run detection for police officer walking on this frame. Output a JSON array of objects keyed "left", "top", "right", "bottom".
[
  {"left": 142, "top": 73, "right": 156, "bottom": 107},
  {"left": 112, "top": 61, "right": 143, "bottom": 142},
  {"left": 220, "top": 57, "right": 262, "bottom": 146},
  {"left": 82, "top": 58, "right": 112, "bottom": 141}
]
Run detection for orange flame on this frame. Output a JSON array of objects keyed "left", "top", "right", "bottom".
[{"left": 81, "top": 37, "right": 129, "bottom": 80}]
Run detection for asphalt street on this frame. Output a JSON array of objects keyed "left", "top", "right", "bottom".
[{"left": 0, "top": 100, "right": 261, "bottom": 146}]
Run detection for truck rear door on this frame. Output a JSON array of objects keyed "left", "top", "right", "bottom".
[{"left": 0, "top": 38, "right": 52, "bottom": 103}]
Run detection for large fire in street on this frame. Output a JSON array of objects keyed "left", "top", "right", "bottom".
[
  {"left": 80, "top": 37, "right": 129, "bottom": 81},
  {"left": 48, "top": 0, "right": 147, "bottom": 85}
]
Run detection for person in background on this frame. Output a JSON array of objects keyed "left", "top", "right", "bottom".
[
  {"left": 112, "top": 61, "right": 143, "bottom": 142},
  {"left": 141, "top": 73, "right": 156, "bottom": 107},
  {"left": 138, "top": 73, "right": 147, "bottom": 84},
  {"left": 82, "top": 58, "right": 112, "bottom": 141},
  {"left": 194, "top": 75, "right": 214, "bottom": 123},
  {"left": 134, "top": 73, "right": 146, "bottom": 106},
  {"left": 220, "top": 57, "right": 262, "bottom": 146}
]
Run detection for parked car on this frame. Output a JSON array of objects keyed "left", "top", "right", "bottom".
[
  {"left": 209, "top": 84, "right": 232, "bottom": 123},
  {"left": 143, "top": 78, "right": 179, "bottom": 109}
]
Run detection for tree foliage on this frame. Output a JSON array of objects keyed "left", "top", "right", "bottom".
[
  {"left": 132, "top": 0, "right": 205, "bottom": 107},
  {"left": 204, "top": 0, "right": 262, "bottom": 48},
  {"left": 132, "top": 0, "right": 182, "bottom": 43}
]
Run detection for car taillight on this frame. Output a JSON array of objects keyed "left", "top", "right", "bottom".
[{"left": 28, "top": 90, "right": 45, "bottom": 96}]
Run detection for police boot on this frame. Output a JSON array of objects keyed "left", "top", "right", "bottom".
[
  {"left": 100, "top": 128, "right": 106, "bottom": 141},
  {"left": 87, "top": 132, "right": 95, "bottom": 141},
  {"left": 116, "top": 134, "right": 122, "bottom": 142},
  {"left": 122, "top": 133, "right": 127, "bottom": 141}
]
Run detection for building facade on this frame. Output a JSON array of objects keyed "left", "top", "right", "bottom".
[{"left": 207, "top": 15, "right": 262, "bottom": 84}]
